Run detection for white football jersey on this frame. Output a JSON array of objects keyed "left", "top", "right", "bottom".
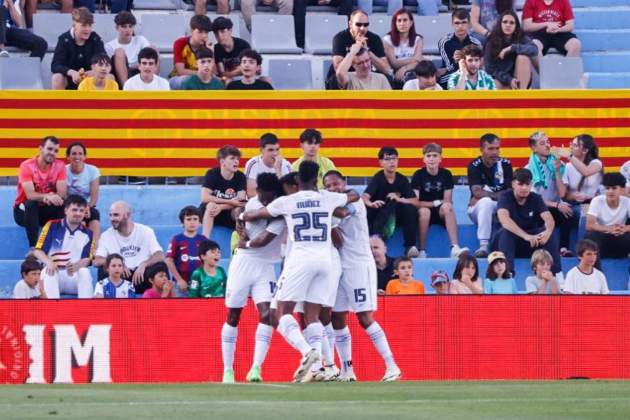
[
  {"left": 337, "top": 199, "right": 373, "bottom": 266},
  {"left": 239, "top": 196, "right": 286, "bottom": 262}
]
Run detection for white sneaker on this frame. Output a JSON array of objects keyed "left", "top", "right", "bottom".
[
  {"left": 417, "top": 250, "right": 427, "bottom": 258},
  {"left": 323, "top": 364, "right": 340, "bottom": 381},
  {"left": 336, "top": 370, "right": 357, "bottom": 382},
  {"left": 406, "top": 246, "right": 420, "bottom": 258},
  {"left": 293, "top": 349, "right": 319, "bottom": 382},
  {"left": 0, "top": 50, "right": 9, "bottom": 58},
  {"left": 450, "top": 245, "right": 469, "bottom": 258},
  {"left": 382, "top": 366, "right": 402, "bottom": 382},
  {"left": 310, "top": 368, "right": 327, "bottom": 382}
]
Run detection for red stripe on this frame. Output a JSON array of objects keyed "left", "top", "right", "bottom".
[{"left": 2, "top": 118, "right": 630, "bottom": 129}]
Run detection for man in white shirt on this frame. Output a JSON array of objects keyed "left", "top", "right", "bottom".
[
  {"left": 244, "top": 133, "right": 292, "bottom": 197},
  {"left": 403, "top": 60, "right": 443, "bottom": 91},
  {"left": 93, "top": 200, "right": 164, "bottom": 295},
  {"left": 123, "top": 47, "right": 170, "bottom": 91},
  {"left": 563, "top": 239, "right": 609, "bottom": 294},
  {"left": 106, "top": 11, "right": 150, "bottom": 86}
]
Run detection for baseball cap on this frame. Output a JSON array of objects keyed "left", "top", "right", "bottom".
[
  {"left": 430, "top": 270, "right": 449, "bottom": 286},
  {"left": 487, "top": 251, "right": 506, "bottom": 265}
]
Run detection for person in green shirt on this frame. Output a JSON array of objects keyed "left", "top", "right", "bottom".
[
  {"left": 181, "top": 46, "right": 225, "bottom": 91},
  {"left": 189, "top": 239, "right": 227, "bottom": 297},
  {"left": 291, "top": 128, "right": 336, "bottom": 189}
]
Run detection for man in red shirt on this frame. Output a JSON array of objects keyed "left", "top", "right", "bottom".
[
  {"left": 14, "top": 136, "right": 67, "bottom": 248},
  {"left": 522, "top": 0, "right": 581, "bottom": 58}
]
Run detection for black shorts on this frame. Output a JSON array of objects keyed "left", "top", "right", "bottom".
[
  {"left": 84, "top": 206, "right": 100, "bottom": 224},
  {"left": 531, "top": 31, "right": 577, "bottom": 55},
  {"left": 429, "top": 206, "right": 445, "bottom": 226},
  {"left": 199, "top": 202, "right": 235, "bottom": 228}
]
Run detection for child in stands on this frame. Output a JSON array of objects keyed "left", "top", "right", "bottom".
[
  {"left": 94, "top": 254, "right": 135, "bottom": 298},
  {"left": 525, "top": 249, "right": 560, "bottom": 294},
  {"left": 385, "top": 257, "right": 425, "bottom": 295},
  {"left": 483, "top": 251, "right": 517, "bottom": 294},
  {"left": 450, "top": 252, "right": 483, "bottom": 294},
  {"left": 189, "top": 240, "right": 227, "bottom": 298},
  {"left": 142, "top": 262, "right": 174, "bottom": 298},
  {"left": 13, "top": 257, "right": 45, "bottom": 299},
  {"left": 563, "top": 239, "right": 609, "bottom": 294}
]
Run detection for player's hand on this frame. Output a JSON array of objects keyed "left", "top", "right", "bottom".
[
  {"left": 176, "top": 278, "right": 188, "bottom": 293},
  {"left": 45, "top": 260, "right": 58, "bottom": 276},
  {"left": 132, "top": 264, "right": 146, "bottom": 285},
  {"left": 369, "top": 200, "right": 385, "bottom": 208},
  {"left": 499, "top": 46, "right": 512, "bottom": 60},
  {"left": 453, "top": 50, "right": 462, "bottom": 61},
  {"left": 557, "top": 202, "right": 573, "bottom": 218}
]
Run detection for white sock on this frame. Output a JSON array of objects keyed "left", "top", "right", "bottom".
[
  {"left": 334, "top": 326, "right": 353, "bottom": 373},
  {"left": 319, "top": 328, "right": 332, "bottom": 368},
  {"left": 277, "top": 314, "right": 312, "bottom": 356},
  {"left": 480, "top": 239, "right": 489, "bottom": 247},
  {"left": 365, "top": 322, "right": 396, "bottom": 370},
  {"left": 221, "top": 323, "right": 238, "bottom": 372},
  {"left": 303, "top": 322, "right": 324, "bottom": 370},
  {"left": 253, "top": 323, "right": 273, "bottom": 368},
  {"left": 323, "top": 323, "right": 336, "bottom": 365}
]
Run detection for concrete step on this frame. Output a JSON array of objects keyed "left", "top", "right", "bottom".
[
  {"left": 574, "top": 8, "right": 630, "bottom": 30},
  {"left": 573, "top": 0, "right": 630, "bottom": 7},
  {"left": 586, "top": 72, "right": 630, "bottom": 88},
  {"left": 575, "top": 29, "right": 630, "bottom": 52},
  {"left": 582, "top": 52, "right": 630, "bottom": 73}
]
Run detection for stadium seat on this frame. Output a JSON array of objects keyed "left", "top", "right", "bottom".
[
  {"left": 0, "top": 57, "right": 44, "bottom": 89},
  {"left": 539, "top": 56, "right": 585, "bottom": 89},
  {"left": 134, "top": 0, "right": 182, "bottom": 9},
  {"left": 251, "top": 15, "right": 302, "bottom": 54},
  {"left": 268, "top": 59, "right": 313, "bottom": 89},
  {"left": 139, "top": 14, "right": 188, "bottom": 52},
  {"left": 33, "top": 13, "right": 72, "bottom": 52},
  {"left": 414, "top": 14, "right": 451, "bottom": 55},
  {"left": 369, "top": 14, "right": 391, "bottom": 38},
  {"left": 304, "top": 14, "right": 346, "bottom": 55},
  {"left": 159, "top": 55, "right": 175, "bottom": 79},
  {"left": 93, "top": 14, "right": 117, "bottom": 45}
]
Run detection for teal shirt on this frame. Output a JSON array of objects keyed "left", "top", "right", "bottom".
[
  {"left": 189, "top": 266, "right": 227, "bottom": 297},
  {"left": 483, "top": 277, "right": 518, "bottom": 294},
  {"left": 181, "top": 75, "right": 225, "bottom": 90}
]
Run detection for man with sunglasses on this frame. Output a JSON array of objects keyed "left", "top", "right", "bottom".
[{"left": 291, "top": 128, "right": 336, "bottom": 189}]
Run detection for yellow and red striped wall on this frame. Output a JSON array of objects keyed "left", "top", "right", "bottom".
[{"left": 1, "top": 90, "right": 629, "bottom": 177}]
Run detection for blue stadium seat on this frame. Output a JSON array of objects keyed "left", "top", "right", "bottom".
[
  {"left": 251, "top": 15, "right": 302, "bottom": 54},
  {"left": 268, "top": 59, "right": 313, "bottom": 89},
  {"left": 139, "top": 14, "right": 188, "bottom": 52},
  {"left": 0, "top": 57, "right": 44, "bottom": 89},
  {"left": 93, "top": 13, "right": 117, "bottom": 45},
  {"left": 304, "top": 14, "right": 347, "bottom": 55},
  {"left": 33, "top": 13, "right": 72, "bottom": 52}
]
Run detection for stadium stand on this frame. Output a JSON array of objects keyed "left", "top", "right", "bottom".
[
  {"left": 304, "top": 14, "right": 346, "bottom": 55},
  {"left": 32, "top": 13, "right": 71, "bottom": 52},
  {"left": 0, "top": 57, "right": 43, "bottom": 89},
  {"left": 539, "top": 56, "right": 585, "bottom": 89},
  {"left": 138, "top": 13, "right": 188, "bottom": 52},
  {"left": 251, "top": 14, "right": 302, "bottom": 54},
  {"left": 268, "top": 59, "right": 313, "bottom": 89}
]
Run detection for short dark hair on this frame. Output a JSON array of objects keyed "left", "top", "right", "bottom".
[
  {"left": 114, "top": 10, "right": 136, "bottom": 26},
  {"left": 216, "top": 145, "right": 241, "bottom": 160},
  {"left": 378, "top": 146, "right": 398, "bottom": 160},
  {"left": 138, "top": 47, "right": 159, "bottom": 63},
  {"left": 280, "top": 172, "right": 298, "bottom": 188},
  {"left": 178, "top": 205, "right": 200, "bottom": 223},
  {"left": 21, "top": 256, "right": 41, "bottom": 276},
  {"left": 65, "top": 141, "right": 86, "bottom": 157},
  {"left": 64, "top": 194, "right": 88, "bottom": 209},
  {"left": 394, "top": 256, "right": 412, "bottom": 270},
  {"left": 298, "top": 160, "right": 319, "bottom": 184},
  {"left": 452, "top": 8, "right": 470, "bottom": 21},
  {"left": 480, "top": 133, "right": 500, "bottom": 147},
  {"left": 414, "top": 60, "right": 437, "bottom": 78},
  {"left": 299, "top": 128, "right": 323, "bottom": 144},
  {"left": 513, "top": 168, "right": 533, "bottom": 184},
  {"left": 452, "top": 252, "right": 479, "bottom": 282},
  {"left": 144, "top": 261, "right": 170, "bottom": 282},
  {"left": 256, "top": 173, "right": 283, "bottom": 196},
  {"left": 72, "top": 7, "right": 94, "bottom": 25},
  {"left": 105, "top": 253, "right": 124, "bottom": 268},
  {"left": 90, "top": 52, "right": 111, "bottom": 66},
  {"left": 212, "top": 16, "right": 233, "bottom": 33},
  {"left": 576, "top": 238, "right": 599, "bottom": 257},
  {"left": 461, "top": 44, "right": 482, "bottom": 59},
  {"left": 423, "top": 143, "right": 442, "bottom": 155},
  {"left": 190, "top": 14, "right": 212, "bottom": 32},
  {"left": 602, "top": 172, "right": 625, "bottom": 188},
  {"left": 198, "top": 239, "right": 220, "bottom": 257},
  {"left": 239, "top": 49, "right": 262, "bottom": 65},
  {"left": 260, "top": 133, "right": 279, "bottom": 149},
  {"left": 323, "top": 170, "right": 345, "bottom": 183},
  {"left": 41, "top": 136, "right": 60, "bottom": 147},
  {"left": 196, "top": 46, "right": 214, "bottom": 61}
]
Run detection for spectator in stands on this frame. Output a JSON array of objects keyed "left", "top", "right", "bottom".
[
  {"left": 226, "top": 49, "right": 273, "bottom": 90},
  {"left": 484, "top": 11, "right": 537, "bottom": 90},
  {"left": 123, "top": 47, "right": 170, "bottom": 91},
  {"left": 554, "top": 134, "right": 603, "bottom": 207},
  {"left": 438, "top": 9, "right": 482, "bottom": 89},
  {"left": 245, "top": 133, "right": 293, "bottom": 197},
  {"left": 194, "top": 0, "right": 229, "bottom": 16},
  {"left": 448, "top": 44, "right": 496, "bottom": 90},
  {"left": 14, "top": 136, "right": 67, "bottom": 249},
  {"left": 142, "top": 261, "right": 174, "bottom": 299},
  {"left": 94, "top": 200, "right": 164, "bottom": 295},
  {"left": 467, "top": 133, "right": 513, "bottom": 257},
  {"left": 563, "top": 239, "right": 609, "bottom": 294},
  {"left": 522, "top": 0, "right": 581, "bottom": 59},
  {"left": 77, "top": 53, "right": 119, "bottom": 91},
  {"left": 328, "top": 10, "right": 392, "bottom": 89},
  {"left": 65, "top": 142, "right": 100, "bottom": 243},
  {"left": 470, "top": 0, "right": 514, "bottom": 44},
  {"left": 363, "top": 146, "right": 420, "bottom": 258},
  {"left": 106, "top": 11, "right": 150, "bottom": 86},
  {"left": 371, "top": 235, "right": 396, "bottom": 294},
  {"left": 483, "top": 251, "right": 517, "bottom": 294},
  {"left": 189, "top": 239, "right": 227, "bottom": 298},
  {"left": 94, "top": 254, "right": 135, "bottom": 298},
  {"left": 403, "top": 60, "right": 443, "bottom": 90},
  {"left": 584, "top": 173, "right": 630, "bottom": 261},
  {"left": 385, "top": 257, "right": 425, "bottom": 295},
  {"left": 165, "top": 206, "right": 206, "bottom": 296},
  {"left": 450, "top": 252, "right": 483, "bottom": 294},
  {"left": 430, "top": 269, "right": 450, "bottom": 294},
  {"left": 211, "top": 17, "right": 250, "bottom": 84},
  {"left": 241, "top": 0, "right": 293, "bottom": 32},
  {"left": 526, "top": 131, "right": 575, "bottom": 257},
  {"left": 291, "top": 128, "right": 336, "bottom": 189},
  {"left": 12, "top": 256, "right": 46, "bottom": 299},
  {"left": 51, "top": 7, "right": 105, "bottom": 90},
  {"left": 181, "top": 47, "right": 224, "bottom": 90},
  {"left": 411, "top": 142, "right": 468, "bottom": 258},
  {"left": 200, "top": 145, "right": 247, "bottom": 238},
  {"left": 383, "top": 9, "right": 424, "bottom": 86},
  {"left": 525, "top": 249, "right": 559, "bottom": 293},
  {"left": 620, "top": 161, "right": 630, "bottom": 196},
  {"left": 336, "top": 43, "right": 392, "bottom": 90},
  {"left": 170, "top": 14, "right": 213, "bottom": 90},
  {"left": 495, "top": 168, "right": 562, "bottom": 277},
  {"left": 293, "top": 0, "right": 352, "bottom": 49},
  {"left": 0, "top": 0, "right": 47, "bottom": 58},
  {"left": 33, "top": 195, "right": 94, "bottom": 299}
]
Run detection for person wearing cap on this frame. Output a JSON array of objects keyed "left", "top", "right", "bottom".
[
  {"left": 181, "top": 47, "right": 224, "bottom": 90},
  {"left": 211, "top": 17, "right": 251, "bottom": 83},
  {"left": 483, "top": 251, "right": 517, "bottom": 294},
  {"left": 430, "top": 270, "right": 450, "bottom": 294}
]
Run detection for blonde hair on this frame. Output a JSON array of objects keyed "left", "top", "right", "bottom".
[{"left": 530, "top": 249, "right": 553, "bottom": 271}]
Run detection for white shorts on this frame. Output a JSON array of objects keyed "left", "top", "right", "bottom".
[
  {"left": 42, "top": 267, "right": 93, "bottom": 299},
  {"left": 333, "top": 260, "right": 378, "bottom": 313},
  {"left": 275, "top": 255, "right": 335, "bottom": 306},
  {"left": 225, "top": 252, "right": 277, "bottom": 308}
]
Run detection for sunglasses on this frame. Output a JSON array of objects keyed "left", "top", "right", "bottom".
[{"left": 354, "top": 22, "right": 370, "bottom": 28}]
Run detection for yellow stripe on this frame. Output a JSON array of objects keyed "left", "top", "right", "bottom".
[{"left": 34, "top": 220, "right": 52, "bottom": 250}]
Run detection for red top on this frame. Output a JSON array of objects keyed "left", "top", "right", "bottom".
[
  {"left": 523, "top": 0, "right": 575, "bottom": 26},
  {"left": 14, "top": 157, "right": 66, "bottom": 207}
]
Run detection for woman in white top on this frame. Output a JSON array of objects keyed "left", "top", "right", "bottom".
[{"left": 382, "top": 9, "right": 423, "bottom": 85}]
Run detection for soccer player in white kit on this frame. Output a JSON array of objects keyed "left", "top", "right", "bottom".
[
  {"left": 323, "top": 170, "right": 402, "bottom": 382},
  {"left": 221, "top": 174, "right": 286, "bottom": 384},
  {"left": 241, "top": 161, "right": 356, "bottom": 382}
]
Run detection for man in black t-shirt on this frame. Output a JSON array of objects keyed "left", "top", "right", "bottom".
[
  {"left": 225, "top": 49, "right": 273, "bottom": 90},
  {"left": 200, "top": 145, "right": 247, "bottom": 238},
  {"left": 211, "top": 17, "right": 251, "bottom": 82},
  {"left": 362, "top": 147, "right": 419, "bottom": 258},
  {"left": 467, "top": 133, "right": 513, "bottom": 258},
  {"left": 411, "top": 143, "right": 468, "bottom": 258},
  {"left": 496, "top": 168, "right": 561, "bottom": 276},
  {"left": 327, "top": 10, "right": 392, "bottom": 90}
]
